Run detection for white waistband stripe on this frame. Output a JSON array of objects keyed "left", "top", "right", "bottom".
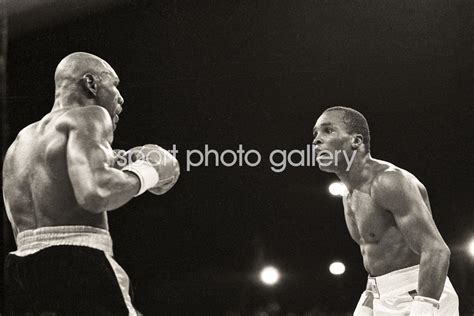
[{"left": 13, "top": 226, "right": 113, "bottom": 257}]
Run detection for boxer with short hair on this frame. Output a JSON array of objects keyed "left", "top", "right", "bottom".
[
  {"left": 312, "top": 106, "right": 458, "bottom": 316},
  {"left": 3, "top": 52, "right": 180, "bottom": 315}
]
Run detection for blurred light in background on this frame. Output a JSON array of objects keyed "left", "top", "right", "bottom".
[
  {"left": 329, "top": 261, "right": 345, "bottom": 275},
  {"left": 260, "top": 266, "right": 280, "bottom": 286},
  {"left": 468, "top": 239, "right": 474, "bottom": 257},
  {"left": 328, "top": 182, "right": 347, "bottom": 197}
]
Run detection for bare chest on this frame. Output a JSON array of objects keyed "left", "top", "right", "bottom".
[{"left": 343, "top": 191, "right": 394, "bottom": 244}]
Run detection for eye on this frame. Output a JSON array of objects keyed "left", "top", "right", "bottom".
[{"left": 324, "top": 127, "right": 333, "bottom": 133}]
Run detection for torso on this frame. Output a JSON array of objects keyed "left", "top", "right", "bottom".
[
  {"left": 342, "top": 161, "right": 428, "bottom": 276},
  {"left": 3, "top": 108, "right": 109, "bottom": 238}
]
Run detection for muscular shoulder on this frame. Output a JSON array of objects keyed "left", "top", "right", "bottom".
[
  {"left": 370, "top": 163, "right": 423, "bottom": 212},
  {"left": 3, "top": 123, "right": 38, "bottom": 162},
  {"left": 60, "top": 106, "right": 112, "bottom": 129},
  {"left": 57, "top": 106, "right": 113, "bottom": 141}
]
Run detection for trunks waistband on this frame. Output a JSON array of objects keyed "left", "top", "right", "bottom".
[
  {"left": 13, "top": 226, "right": 113, "bottom": 257},
  {"left": 367, "top": 265, "right": 420, "bottom": 298}
]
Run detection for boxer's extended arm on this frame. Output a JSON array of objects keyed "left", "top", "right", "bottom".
[
  {"left": 65, "top": 106, "right": 140, "bottom": 213},
  {"left": 371, "top": 171, "right": 450, "bottom": 300}
]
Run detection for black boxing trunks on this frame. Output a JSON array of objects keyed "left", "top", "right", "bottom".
[{"left": 4, "top": 226, "right": 137, "bottom": 315}]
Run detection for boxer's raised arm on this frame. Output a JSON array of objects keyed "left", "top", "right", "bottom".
[
  {"left": 65, "top": 106, "right": 140, "bottom": 213},
  {"left": 371, "top": 170, "right": 450, "bottom": 301}
]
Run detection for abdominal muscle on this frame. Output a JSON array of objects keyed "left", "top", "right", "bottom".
[{"left": 360, "top": 226, "right": 419, "bottom": 276}]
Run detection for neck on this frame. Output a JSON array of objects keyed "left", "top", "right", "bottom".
[
  {"left": 336, "top": 151, "right": 373, "bottom": 192},
  {"left": 52, "top": 87, "right": 93, "bottom": 111}
]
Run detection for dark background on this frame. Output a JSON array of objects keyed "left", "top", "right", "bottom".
[{"left": 3, "top": 0, "right": 473, "bottom": 314}]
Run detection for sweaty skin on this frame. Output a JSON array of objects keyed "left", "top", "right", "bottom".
[
  {"left": 313, "top": 110, "right": 450, "bottom": 300},
  {"left": 342, "top": 162, "right": 426, "bottom": 275},
  {"left": 3, "top": 53, "right": 140, "bottom": 239}
]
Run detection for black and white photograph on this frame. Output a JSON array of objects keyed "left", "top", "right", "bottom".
[{"left": 1, "top": 0, "right": 473, "bottom": 315}]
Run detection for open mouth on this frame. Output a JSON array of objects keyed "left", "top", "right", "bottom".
[
  {"left": 316, "top": 151, "right": 333, "bottom": 163},
  {"left": 317, "top": 152, "right": 331, "bottom": 158}
]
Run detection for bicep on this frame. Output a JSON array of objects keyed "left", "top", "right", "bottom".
[
  {"left": 373, "top": 175, "right": 446, "bottom": 254},
  {"left": 392, "top": 200, "right": 440, "bottom": 254},
  {"left": 66, "top": 122, "right": 114, "bottom": 197}
]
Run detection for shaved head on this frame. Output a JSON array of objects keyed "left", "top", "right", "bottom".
[
  {"left": 54, "top": 52, "right": 117, "bottom": 90},
  {"left": 52, "top": 52, "right": 123, "bottom": 121},
  {"left": 324, "top": 106, "right": 370, "bottom": 151}
]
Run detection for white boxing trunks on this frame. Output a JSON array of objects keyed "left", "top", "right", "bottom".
[{"left": 353, "top": 265, "right": 459, "bottom": 316}]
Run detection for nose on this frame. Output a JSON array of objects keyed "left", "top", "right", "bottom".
[
  {"left": 313, "top": 137, "right": 323, "bottom": 146},
  {"left": 117, "top": 93, "right": 124, "bottom": 106}
]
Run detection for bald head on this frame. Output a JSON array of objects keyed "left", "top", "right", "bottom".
[
  {"left": 54, "top": 52, "right": 117, "bottom": 90},
  {"left": 52, "top": 52, "right": 123, "bottom": 119}
]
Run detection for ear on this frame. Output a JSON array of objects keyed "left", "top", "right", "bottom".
[
  {"left": 351, "top": 134, "right": 363, "bottom": 149},
  {"left": 82, "top": 73, "right": 98, "bottom": 97}
]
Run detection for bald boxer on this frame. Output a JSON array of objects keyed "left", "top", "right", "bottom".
[
  {"left": 3, "top": 52, "right": 179, "bottom": 315},
  {"left": 312, "top": 107, "right": 458, "bottom": 316}
]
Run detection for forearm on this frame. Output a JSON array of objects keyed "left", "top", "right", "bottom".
[
  {"left": 100, "top": 169, "right": 140, "bottom": 210},
  {"left": 417, "top": 246, "right": 450, "bottom": 300},
  {"left": 76, "top": 167, "right": 140, "bottom": 212}
]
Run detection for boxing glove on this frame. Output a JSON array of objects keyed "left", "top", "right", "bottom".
[{"left": 123, "top": 144, "right": 180, "bottom": 196}]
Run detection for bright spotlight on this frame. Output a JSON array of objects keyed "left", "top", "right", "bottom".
[
  {"left": 329, "top": 261, "right": 345, "bottom": 275},
  {"left": 469, "top": 240, "right": 474, "bottom": 257},
  {"left": 260, "top": 266, "right": 280, "bottom": 286},
  {"left": 328, "top": 182, "right": 347, "bottom": 196}
]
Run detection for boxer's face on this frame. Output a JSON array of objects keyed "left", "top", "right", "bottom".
[
  {"left": 97, "top": 71, "right": 124, "bottom": 131},
  {"left": 313, "top": 110, "right": 354, "bottom": 172}
]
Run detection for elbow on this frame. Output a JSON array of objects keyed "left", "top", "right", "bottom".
[
  {"left": 439, "top": 245, "right": 451, "bottom": 267},
  {"left": 76, "top": 188, "right": 109, "bottom": 214},
  {"left": 425, "top": 243, "right": 451, "bottom": 261},
  {"left": 436, "top": 243, "right": 451, "bottom": 258},
  {"left": 442, "top": 245, "right": 451, "bottom": 259}
]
